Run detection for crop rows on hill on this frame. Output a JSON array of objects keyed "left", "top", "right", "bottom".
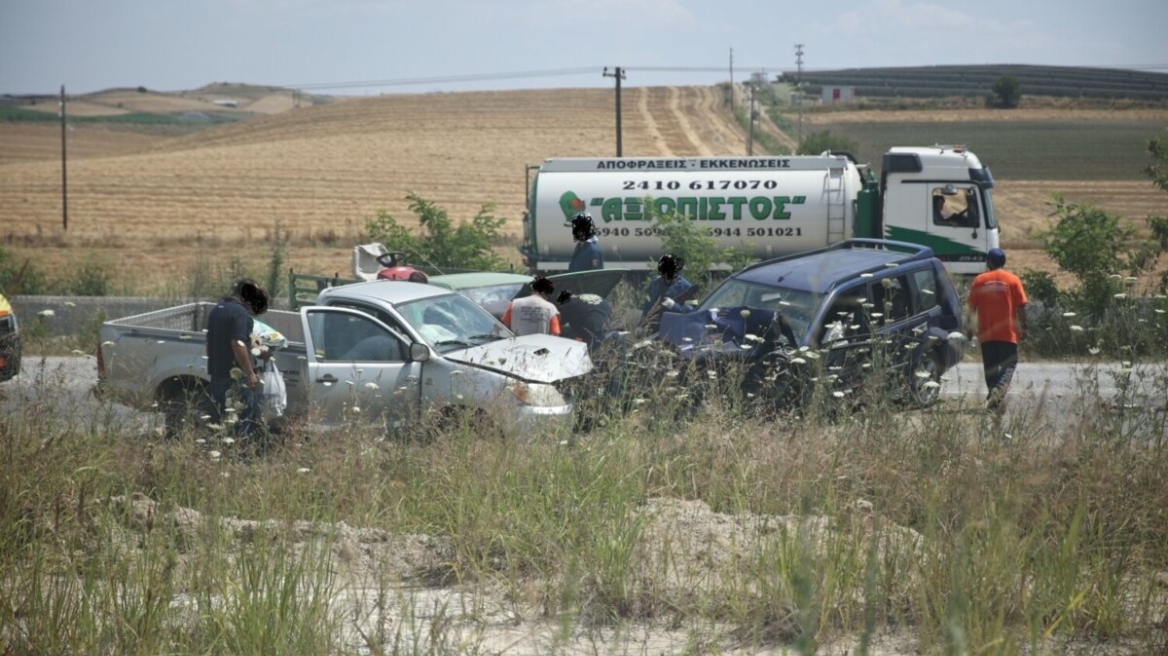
[
  {"left": 823, "top": 119, "right": 1163, "bottom": 180},
  {"left": 779, "top": 65, "right": 1168, "bottom": 101}
]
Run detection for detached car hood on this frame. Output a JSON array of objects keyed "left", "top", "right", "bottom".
[{"left": 447, "top": 334, "right": 593, "bottom": 383}]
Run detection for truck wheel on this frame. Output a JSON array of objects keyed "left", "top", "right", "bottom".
[
  {"left": 907, "top": 350, "right": 943, "bottom": 408},
  {"left": 160, "top": 379, "right": 216, "bottom": 440}
]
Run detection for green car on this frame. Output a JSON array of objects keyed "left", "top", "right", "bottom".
[{"left": 428, "top": 269, "right": 628, "bottom": 322}]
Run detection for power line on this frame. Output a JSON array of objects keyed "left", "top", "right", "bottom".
[{"left": 284, "top": 62, "right": 1168, "bottom": 92}]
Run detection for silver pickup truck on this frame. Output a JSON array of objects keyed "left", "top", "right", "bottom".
[{"left": 97, "top": 281, "right": 593, "bottom": 438}]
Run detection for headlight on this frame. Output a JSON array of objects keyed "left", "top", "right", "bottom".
[{"left": 506, "top": 382, "right": 566, "bottom": 407}]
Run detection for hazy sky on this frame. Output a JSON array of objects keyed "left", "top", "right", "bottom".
[{"left": 2, "top": 0, "right": 1165, "bottom": 95}]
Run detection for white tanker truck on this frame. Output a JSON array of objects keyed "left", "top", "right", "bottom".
[{"left": 520, "top": 146, "right": 999, "bottom": 276}]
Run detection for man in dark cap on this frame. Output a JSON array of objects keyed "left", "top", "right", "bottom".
[
  {"left": 206, "top": 278, "right": 269, "bottom": 438},
  {"left": 967, "top": 248, "right": 1028, "bottom": 415}
]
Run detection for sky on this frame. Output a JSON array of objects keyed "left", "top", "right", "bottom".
[{"left": 1, "top": 0, "right": 1166, "bottom": 96}]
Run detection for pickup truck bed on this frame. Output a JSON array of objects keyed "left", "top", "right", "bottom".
[{"left": 98, "top": 303, "right": 308, "bottom": 436}]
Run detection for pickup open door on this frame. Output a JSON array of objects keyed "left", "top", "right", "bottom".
[{"left": 300, "top": 306, "right": 423, "bottom": 430}]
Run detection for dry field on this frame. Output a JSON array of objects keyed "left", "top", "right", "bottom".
[{"left": 1, "top": 85, "right": 1165, "bottom": 292}]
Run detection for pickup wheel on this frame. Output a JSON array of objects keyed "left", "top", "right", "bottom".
[
  {"left": 907, "top": 350, "right": 943, "bottom": 408},
  {"left": 159, "top": 378, "right": 216, "bottom": 440}
]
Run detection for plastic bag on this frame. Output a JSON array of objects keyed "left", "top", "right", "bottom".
[
  {"left": 252, "top": 318, "right": 288, "bottom": 351},
  {"left": 261, "top": 360, "right": 287, "bottom": 417}
]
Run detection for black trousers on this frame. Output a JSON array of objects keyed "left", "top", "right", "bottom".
[{"left": 980, "top": 340, "right": 1018, "bottom": 406}]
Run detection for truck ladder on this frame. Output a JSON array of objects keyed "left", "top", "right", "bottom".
[{"left": 826, "top": 166, "right": 847, "bottom": 243}]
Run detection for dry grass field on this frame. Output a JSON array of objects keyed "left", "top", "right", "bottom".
[{"left": 1, "top": 84, "right": 1165, "bottom": 293}]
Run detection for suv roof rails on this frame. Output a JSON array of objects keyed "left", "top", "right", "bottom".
[{"left": 739, "top": 238, "right": 935, "bottom": 275}]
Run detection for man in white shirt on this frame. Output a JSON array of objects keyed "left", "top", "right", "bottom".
[{"left": 503, "top": 276, "right": 561, "bottom": 336}]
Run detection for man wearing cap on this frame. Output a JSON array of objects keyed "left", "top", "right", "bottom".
[
  {"left": 967, "top": 248, "right": 1028, "bottom": 414},
  {"left": 206, "top": 278, "right": 269, "bottom": 438}
]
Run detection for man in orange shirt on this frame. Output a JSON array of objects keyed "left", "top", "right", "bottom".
[
  {"left": 967, "top": 248, "right": 1028, "bottom": 413},
  {"left": 503, "top": 276, "right": 562, "bottom": 336}
]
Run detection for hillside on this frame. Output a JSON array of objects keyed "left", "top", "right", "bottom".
[{"left": 0, "top": 82, "right": 1165, "bottom": 292}]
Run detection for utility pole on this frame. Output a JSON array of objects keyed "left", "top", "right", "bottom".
[
  {"left": 747, "top": 82, "right": 756, "bottom": 156},
  {"left": 728, "top": 48, "right": 734, "bottom": 107},
  {"left": 60, "top": 84, "right": 68, "bottom": 231},
  {"left": 602, "top": 67, "right": 625, "bottom": 157},
  {"left": 795, "top": 44, "right": 805, "bottom": 147}
]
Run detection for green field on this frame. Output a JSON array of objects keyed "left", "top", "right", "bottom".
[{"left": 826, "top": 120, "right": 1164, "bottom": 180}]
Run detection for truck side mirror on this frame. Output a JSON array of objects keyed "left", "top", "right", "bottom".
[{"left": 409, "top": 342, "right": 431, "bottom": 362}]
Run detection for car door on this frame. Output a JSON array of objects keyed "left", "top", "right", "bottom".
[{"left": 300, "top": 306, "right": 423, "bottom": 428}]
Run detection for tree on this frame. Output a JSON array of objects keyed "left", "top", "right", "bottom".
[
  {"left": 1147, "top": 126, "right": 1168, "bottom": 194},
  {"left": 364, "top": 193, "right": 506, "bottom": 273},
  {"left": 990, "top": 75, "right": 1021, "bottom": 109},
  {"left": 797, "top": 130, "right": 858, "bottom": 156}
]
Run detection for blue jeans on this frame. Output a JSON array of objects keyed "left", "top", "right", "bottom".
[{"left": 209, "top": 376, "right": 262, "bottom": 439}]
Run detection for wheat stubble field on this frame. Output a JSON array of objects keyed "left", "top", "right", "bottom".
[{"left": 1, "top": 85, "right": 1165, "bottom": 292}]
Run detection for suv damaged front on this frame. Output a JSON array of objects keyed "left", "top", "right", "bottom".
[{"left": 654, "top": 246, "right": 966, "bottom": 415}]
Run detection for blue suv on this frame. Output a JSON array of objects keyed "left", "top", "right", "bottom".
[{"left": 658, "top": 239, "right": 965, "bottom": 410}]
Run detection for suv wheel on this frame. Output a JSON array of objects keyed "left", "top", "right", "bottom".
[{"left": 908, "top": 350, "right": 943, "bottom": 408}]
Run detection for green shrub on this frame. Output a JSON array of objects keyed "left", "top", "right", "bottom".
[
  {"left": 797, "top": 130, "right": 859, "bottom": 156},
  {"left": 990, "top": 75, "right": 1021, "bottom": 108},
  {"left": 364, "top": 193, "right": 506, "bottom": 273}
]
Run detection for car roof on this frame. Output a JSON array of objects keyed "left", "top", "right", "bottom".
[
  {"left": 317, "top": 280, "right": 456, "bottom": 305},
  {"left": 734, "top": 241, "right": 932, "bottom": 294},
  {"left": 428, "top": 272, "right": 532, "bottom": 290}
]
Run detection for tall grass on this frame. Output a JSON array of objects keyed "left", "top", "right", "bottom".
[{"left": 3, "top": 349, "right": 1167, "bottom": 654}]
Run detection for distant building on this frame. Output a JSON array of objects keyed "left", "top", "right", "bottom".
[
  {"left": 821, "top": 87, "right": 856, "bottom": 103},
  {"left": 213, "top": 99, "right": 239, "bottom": 108}
]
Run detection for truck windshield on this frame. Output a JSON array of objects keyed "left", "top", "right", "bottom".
[
  {"left": 697, "top": 279, "right": 823, "bottom": 342},
  {"left": 397, "top": 293, "right": 513, "bottom": 353}
]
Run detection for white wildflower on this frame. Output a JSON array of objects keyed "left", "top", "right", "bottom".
[
  {"left": 102, "top": 341, "right": 115, "bottom": 347},
  {"left": 1114, "top": 293, "right": 1127, "bottom": 299},
  {"left": 364, "top": 381, "right": 379, "bottom": 390},
  {"left": 37, "top": 309, "right": 54, "bottom": 318},
  {"left": 740, "top": 309, "right": 751, "bottom": 318},
  {"left": 947, "top": 331, "right": 964, "bottom": 341},
  {"left": 221, "top": 437, "right": 235, "bottom": 445},
  {"left": 1070, "top": 325, "right": 1084, "bottom": 332},
  {"left": 345, "top": 380, "right": 355, "bottom": 386},
  {"left": 1108, "top": 274, "right": 1122, "bottom": 280},
  {"left": 744, "top": 334, "right": 763, "bottom": 342},
  {"left": 923, "top": 381, "right": 941, "bottom": 389},
  {"left": 790, "top": 357, "right": 807, "bottom": 365},
  {"left": 832, "top": 391, "right": 846, "bottom": 398},
  {"left": 209, "top": 450, "right": 222, "bottom": 460},
  {"left": 251, "top": 347, "right": 261, "bottom": 356},
  {"left": 880, "top": 278, "right": 893, "bottom": 289},
  {"left": 297, "top": 467, "right": 311, "bottom": 474},
  {"left": 915, "top": 370, "right": 932, "bottom": 379},
  {"left": 1062, "top": 312, "right": 1076, "bottom": 318},
  {"left": 1088, "top": 347, "right": 1101, "bottom": 355},
  {"left": 63, "top": 301, "right": 76, "bottom": 307},
  {"left": 1125, "top": 277, "right": 1137, "bottom": 285}
]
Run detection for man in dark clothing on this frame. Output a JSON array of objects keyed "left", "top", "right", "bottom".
[
  {"left": 556, "top": 290, "right": 613, "bottom": 352},
  {"left": 206, "top": 279, "right": 268, "bottom": 439},
  {"left": 568, "top": 213, "right": 604, "bottom": 271}
]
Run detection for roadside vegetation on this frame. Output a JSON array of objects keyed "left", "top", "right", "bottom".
[{"left": 4, "top": 328, "right": 1168, "bottom": 653}]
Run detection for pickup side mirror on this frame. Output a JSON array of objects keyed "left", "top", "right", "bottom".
[{"left": 409, "top": 342, "right": 431, "bottom": 362}]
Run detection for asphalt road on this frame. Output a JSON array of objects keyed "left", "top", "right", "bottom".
[{"left": 3, "top": 356, "right": 1166, "bottom": 434}]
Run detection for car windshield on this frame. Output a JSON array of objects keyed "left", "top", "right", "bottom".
[
  {"left": 397, "top": 293, "right": 513, "bottom": 353},
  {"left": 698, "top": 278, "right": 824, "bottom": 340},
  {"left": 454, "top": 283, "right": 525, "bottom": 319}
]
